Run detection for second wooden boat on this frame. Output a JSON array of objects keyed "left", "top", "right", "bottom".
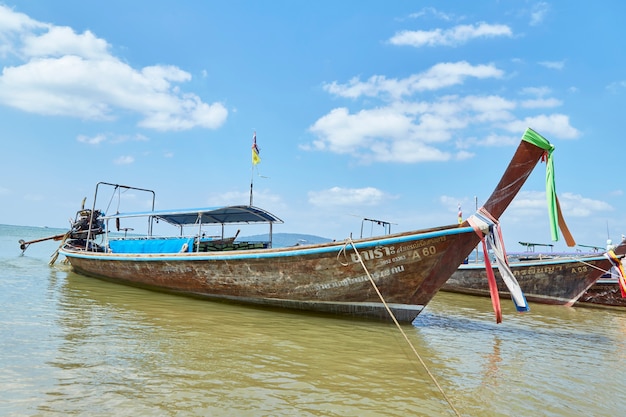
[{"left": 443, "top": 240, "right": 626, "bottom": 306}]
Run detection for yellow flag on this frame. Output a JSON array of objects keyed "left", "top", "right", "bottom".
[{"left": 251, "top": 132, "right": 261, "bottom": 165}]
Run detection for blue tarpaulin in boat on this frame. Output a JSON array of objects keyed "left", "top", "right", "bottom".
[{"left": 108, "top": 237, "right": 194, "bottom": 253}]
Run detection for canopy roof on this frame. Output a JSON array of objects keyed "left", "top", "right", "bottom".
[{"left": 102, "top": 205, "right": 283, "bottom": 226}]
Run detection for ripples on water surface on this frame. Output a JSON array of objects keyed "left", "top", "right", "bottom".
[{"left": 1, "top": 225, "right": 625, "bottom": 416}]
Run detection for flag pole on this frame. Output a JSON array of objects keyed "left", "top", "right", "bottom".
[
  {"left": 250, "top": 135, "right": 254, "bottom": 206},
  {"left": 249, "top": 172, "right": 254, "bottom": 206},
  {"left": 250, "top": 131, "right": 260, "bottom": 206}
]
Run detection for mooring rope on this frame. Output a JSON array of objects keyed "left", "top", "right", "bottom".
[
  {"left": 343, "top": 237, "right": 462, "bottom": 417},
  {"left": 571, "top": 257, "right": 612, "bottom": 274},
  {"left": 527, "top": 255, "right": 612, "bottom": 275}
]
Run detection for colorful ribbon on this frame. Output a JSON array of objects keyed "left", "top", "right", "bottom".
[
  {"left": 468, "top": 208, "right": 530, "bottom": 323},
  {"left": 605, "top": 250, "right": 626, "bottom": 298},
  {"left": 522, "top": 128, "right": 576, "bottom": 247}
]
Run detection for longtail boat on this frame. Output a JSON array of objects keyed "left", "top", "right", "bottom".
[
  {"left": 577, "top": 245, "right": 626, "bottom": 308},
  {"left": 442, "top": 238, "right": 626, "bottom": 306},
  {"left": 577, "top": 276, "right": 626, "bottom": 308},
  {"left": 53, "top": 129, "right": 556, "bottom": 322}
]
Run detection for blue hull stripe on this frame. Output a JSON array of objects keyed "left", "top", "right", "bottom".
[
  {"left": 460, "top": 255, "right": 607, "bottom": 269},
  {"left": 61, "top": 226, "right": 475, "bottom": 262}
]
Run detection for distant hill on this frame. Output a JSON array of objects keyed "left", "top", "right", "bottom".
[
  {"left": 2, "top": 224, "right": 333, "bottom": 250},
  {"left": 243, "top": 233, "right": 333, "bottom": 248}
]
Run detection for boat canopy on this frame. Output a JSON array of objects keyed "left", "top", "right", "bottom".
[{"left": 102, "top": 205, "right": 284, "bottom": 226}]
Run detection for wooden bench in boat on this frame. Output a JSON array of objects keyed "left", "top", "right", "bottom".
[{"left": 195, "top": 239, "right": 269, "bottom": 252}]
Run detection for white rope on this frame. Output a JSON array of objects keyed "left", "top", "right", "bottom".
[
  {"left": 562, "top": 256, "right": 613, "bottom": 274},
  {"left": 343, "top": 237, "right": 462, "bottom": 417},
  {"left": 512, "top": 254, "right": 612, "bottom": 275}
]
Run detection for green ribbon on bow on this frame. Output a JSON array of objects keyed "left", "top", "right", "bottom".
[{"left": 522, "top": 128, "right": 575, "bottom": 246}]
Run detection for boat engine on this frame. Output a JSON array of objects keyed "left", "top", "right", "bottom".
[{"left": 70, "top": 209, "right": 105, "bottom": 239}]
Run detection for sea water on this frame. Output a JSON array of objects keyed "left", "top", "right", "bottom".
[{"left": 1, "top": 224, "right": 625, "bottom": 416}]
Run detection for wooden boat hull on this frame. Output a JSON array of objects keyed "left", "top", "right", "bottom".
[
  {"left": 62, "top": 226, "right": 481, "bottom": 322},
  {"left": 577, "top": 278, "right": 626, "bottom": 309},
  {"left": 443, "top": 256, "right": 621, "bottom": 306}
]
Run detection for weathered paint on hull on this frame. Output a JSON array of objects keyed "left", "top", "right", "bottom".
[
  {"left": 577, "top": 279, "right": 626, "bottom": 309},
  {"left": 62, "top": 228, "right": 477, "bottom": 322},
  {"left": 443, "top": 256, "right": 619, "bottom": 306}
]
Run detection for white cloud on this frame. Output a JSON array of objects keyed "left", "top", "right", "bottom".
[
  {"left": 309, "top": 93, "right": 526, "bottom": 163},
  {"left": 114, "top": 155, "right": 134, "bottom": 165},
  {"left": 454, "top": 150, "right": 474, "bottom": 160},
  {"left": 559, "top": 192, "right": 614, "bottom": 217},
  {"left": 206, "top": 189, "right": 284, "bottom": 210},
  {"left": 22, "top": 26, "right": 110, "bottom": 59},
  {"left": 111, "top": 133, "right": 149, "bottom": 143},
  {"left": 520, "top": 86, "right": 552, "bottom": 96},
  {"left": 407, "top": 7, "right": 454, "bottom": 21},
  {"left": 323, "top": 61, "right": 504, "bottom": 99},
  {"left": 207, "top": 190, "right": 250, "bottom": 206},
  {"left": 520, "top": 98, "right": 562, "bottom": 108},
  {"left": 606, "top": 81, "right": 626, "bottom": 93},
  {"left": 457, "top": 134, "right": 518, "bottom": 149},
  {"left": 389, "top": 23, "right": 512, "bottom": 48},
  {"left": 0, "top": 5, "right": 48, "bottom": 57},
  {"left": 518, "top": 86, "right": 562, "bottom": 108},
  {"left": 504, "top": 114, "right": 580, "bottom": 139},
  {"left": 77, "top": 132, "right": 149, "bottom": 145},
  {"left": 308, "top": 187, "right": 390, "bottom": 207},
  {"left": 309, "top": 81, "right": 579, "bottom": 162},
  {"left": 77, "top": 133, "right": 107, "bottom": 145},
  {"left": 539, "top": 60, "right": 565, "bottom": 70},
  {"left": 530, "top": 2, "right": 550, "bottom": 26},
  {"left": 461, "top": 94, "right": 516, "bottom": 122},
  {"left": 509, "top": 190, "right": 612, "bottom": 219},
  {"left": 309, "top": 106, "right": 420, "bottom": 154},
  {"left": 0, "top": 5, "right": 227, "bottom": 131}
]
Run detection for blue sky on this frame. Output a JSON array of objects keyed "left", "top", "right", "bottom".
[{"left": 1, "top": 1, "right": 625, "bottom": 251}]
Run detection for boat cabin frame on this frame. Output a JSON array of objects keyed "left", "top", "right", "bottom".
[{"left": 82, "top": 182, "right": 283, "bottom": 253}]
